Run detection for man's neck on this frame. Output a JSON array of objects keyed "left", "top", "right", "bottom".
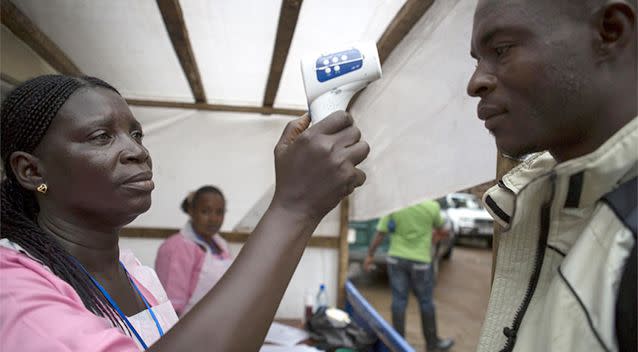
[{"left": 551, "top": 102, "right": 636, "bottom": 163}]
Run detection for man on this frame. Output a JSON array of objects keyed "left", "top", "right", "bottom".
[
  {"left": 364, "top": 200, "right": 454, "bottom": 351},
  {"left": 467, "top": 0, "right": 637, "bottom": 351}
]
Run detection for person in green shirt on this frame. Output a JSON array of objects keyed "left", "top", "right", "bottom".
[{"left": 364, "top": 200, "right": 453, "bottom": 351}]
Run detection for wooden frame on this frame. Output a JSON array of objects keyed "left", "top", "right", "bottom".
[
  {"left": 346, "top": 0, "right": 434, "bottom": 110},
  {"left": 126, "top": 98, "right": 306, "bottom": 116},
  {"left": 120, "top": 227, "right": 340, "bottom": 249},
  {"left": 0, "top": 0, "right": 82, "bottom": 76},
  {"left": 376, "top": 0, "right": 435, "bottom": 65},
  {"left": 0, "top": 72, "right": 21, "bottom": 86},
  {"left": 337, "top": 198, "right": 350, "bottom": 308},
  {"left": 262, "top": 0, "right": 303, "bottom": 108},
  {"left": 156, "top": 0, "right": 206, "bottom": 103}
]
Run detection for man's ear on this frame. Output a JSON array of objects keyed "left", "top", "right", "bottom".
[
  {"left": 595, "top": 1, "right": 636, "bottom": 59},
  {"left": 9, "top": 151, "right": 46, "bottom": 192}
]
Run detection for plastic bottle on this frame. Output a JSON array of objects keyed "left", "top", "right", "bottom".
[
  {"left": 303, "top": 290, "right": 314, "bottom": 324},
  {"left": 316, "top": 284, "right": 328, "bottom": 312}
]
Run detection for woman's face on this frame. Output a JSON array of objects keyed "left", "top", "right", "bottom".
[
  {"left": 189, "top": 192, "right": 225, "bottom": 238},
  {"left": 33, "top": 87, "right": 153, "bottom": 227}
]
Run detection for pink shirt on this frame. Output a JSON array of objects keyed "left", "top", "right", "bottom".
[
  {"left": 155, "top": 223, "right": 232, "bottom": 316},
  {"left": 0, "top": 241, "right": 177, "bottom": 351}
]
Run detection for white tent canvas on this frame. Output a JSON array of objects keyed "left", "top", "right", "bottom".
[
  {"left": 1, "top": 0, "right": 493, "bottom": 319},
  {"left": 351, "top": 0, "right": 494, "bottom": 220}
]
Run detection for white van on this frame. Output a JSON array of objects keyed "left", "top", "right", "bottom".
[{"left": 439, "top": 193, "right": 494, "bottom": 247}]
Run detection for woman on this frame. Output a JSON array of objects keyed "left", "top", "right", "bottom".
[
  {"left": 0, "top": 74, "right": 368, "bottom": 351},
  {"left": 156, "top": 186, "right": 234, "bottom": 316}
]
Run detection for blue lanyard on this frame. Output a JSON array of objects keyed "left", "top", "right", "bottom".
[{"left": 77, "top": 260, "right": 164, "bottom": 349}]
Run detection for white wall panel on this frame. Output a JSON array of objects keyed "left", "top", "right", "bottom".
[
  {"left": 351, "top": 0, "right": 495, "bottom": 220},
  {"left": 274, "top": 0, "right": 406, "bottom": 109},
  {"left": 181, "top": 0, "right": 282, "bottom": 106},
  {"left": 14, "top": 0, "right": 193, "bottom": 101}
]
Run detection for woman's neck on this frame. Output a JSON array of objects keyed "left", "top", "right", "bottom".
[{"left": 37, "top": 210, "right": 121, "bottom": 276}]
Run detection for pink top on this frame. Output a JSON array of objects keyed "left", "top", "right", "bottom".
[
  {"left": 0, "top": 240, "right": 177, "bottom": 351},
  {"left": 155, "top": 223, "right": 232, "bottom": 316}
]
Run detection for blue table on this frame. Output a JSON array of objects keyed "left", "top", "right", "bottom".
[{"left": 344, "top": 280, "right": 415, "bottom": 352}]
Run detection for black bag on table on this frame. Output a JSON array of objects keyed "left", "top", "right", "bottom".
[{"left": 306, "top": 307, "right": 377, "bottom": 351}]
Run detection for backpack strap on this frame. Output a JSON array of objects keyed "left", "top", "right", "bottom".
[{"left": 602, "top": 177, "right": 637, "bottom": 352}]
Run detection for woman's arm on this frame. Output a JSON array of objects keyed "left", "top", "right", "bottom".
[{"left": 150, "top": 112, "right": 369, "bottom": 352}]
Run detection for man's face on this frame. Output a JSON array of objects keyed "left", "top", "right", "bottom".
[{"left": 467, "top": 0, "right": 597, "bottom": 158}]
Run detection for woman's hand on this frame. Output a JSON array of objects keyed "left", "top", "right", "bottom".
[{"left": 272, "top": 111, "right": 370, "bottom": 221}]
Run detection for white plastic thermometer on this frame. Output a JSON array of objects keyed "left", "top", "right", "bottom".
[{"left": 301, "top": 41, "right": 382, "bottom": 123}]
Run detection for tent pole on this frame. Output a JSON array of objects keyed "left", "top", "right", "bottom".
[{"left": 337, "top": 197, "right": 350, "bottom": 308}]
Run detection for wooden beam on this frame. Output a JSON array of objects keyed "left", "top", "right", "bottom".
[
  {"left": 120, "top": 227, "right": 177, "bottom": 238},
  {"left": 376, "top": 0, "right": 435, "bottom": 65},
  {"left": 120, "top": 227, "right": 340, "bottom": 249},
  {"left": 156, "top": 0, "right": 206, "bottom": 103},
  {"left": 337, "top": 197, "right": 350, "bottom": 308},
  {"left": 0, "top": 0, "right": 82, "bottom": 76},
  {"left": 262, "top": 0, "right": 303, "bottom": 108},
  {"left": 0, "top": 72, "right": 21, "bottom": 86},
  {"left": 221, "top": 232, "right": 340, "bottom": 249},
  {"left": 126, "top": 98, "right": 306, "bottom": 116},
  {"left": 346, "top": 0, "right": 434, "bottom": 111}
]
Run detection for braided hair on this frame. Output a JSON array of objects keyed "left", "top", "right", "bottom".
[{"left": 0, "top": 74, "right": 126, "bottom": 329}]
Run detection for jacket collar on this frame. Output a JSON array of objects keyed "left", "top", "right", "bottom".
[{"left": 553, "top": 116, "right": 638, "bottom": 209}]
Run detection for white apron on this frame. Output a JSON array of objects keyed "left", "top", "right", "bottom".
[
  {"left": 182, "top": 245, "right": 233, "bottom": 314},
  {"left": 121, "top": 251, "right": 179, "bottom": 350},
  {"left": 179, "top": 222, "right": 234, "bottom": 314},
  {"left": 126, "top": 300, "right": 178, "bottom": 350}
]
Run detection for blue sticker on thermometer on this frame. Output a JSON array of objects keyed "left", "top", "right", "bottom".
[{"left": 315, "top": 48, "right": 363, "bottom": 82}]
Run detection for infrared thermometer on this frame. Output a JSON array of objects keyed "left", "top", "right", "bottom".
[{"left": 300, "top": 41, "right": 382, "bottom": 123}]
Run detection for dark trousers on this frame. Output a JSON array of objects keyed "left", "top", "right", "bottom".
[{"left": 387, "top": 256, "right": 439, "bottom": 347}]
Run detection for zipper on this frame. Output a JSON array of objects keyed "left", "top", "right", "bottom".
[{"left": 499, "top": 173, "right": 556, "bottom": 352}]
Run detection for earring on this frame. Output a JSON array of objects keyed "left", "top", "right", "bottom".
[{"left": 36, "top": 183, "right": 48, "bottom": 194}]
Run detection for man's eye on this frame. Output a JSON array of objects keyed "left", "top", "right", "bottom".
[
  {"left": 495, "top": 45, "right": 513, "bottom": 57},
  {"left": 131, "top": 131, "right": 144, "bottom": 141},
  {"left": 90, "top": 132, "right": 112, "bottom": 143}
]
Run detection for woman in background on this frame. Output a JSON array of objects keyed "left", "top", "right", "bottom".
[{"left": 156, "top": 186, "right": 234, "bottom": 316}]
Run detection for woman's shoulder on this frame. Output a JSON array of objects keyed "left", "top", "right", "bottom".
[
  {"left": 155, "top": 232, "right": 205, "bottom": 269},
  {"left": 0, "top": 240, "right": 74, "bottom": 294},
  {"left": 161, "top": 232, "right": 195, "bottom": 247},
  {"left": 160, "top": 232, "right": 205, "bottom": 254},
  {"left": 0, "top": 245, "right": 139, "bottom": 351}
]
